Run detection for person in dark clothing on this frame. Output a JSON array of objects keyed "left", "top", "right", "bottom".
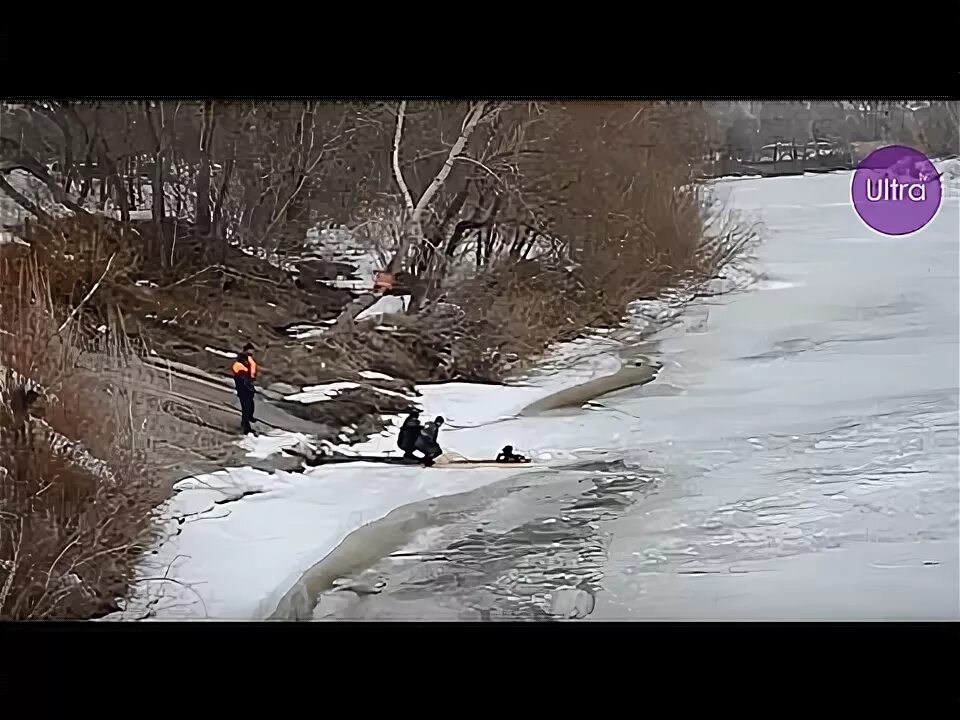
[
  {"left": 242, "top": 343, "right": 258, "bottom": 380},
  {"left": 397, "top": 409, "right": 422, "bottom": 459},
  {"left": 231, "top": 351, "right": 257, "bottom": 435},
  {"left": 496, "top": 445, "right": 527, "bottom": 463},
  {"left": 414, "top": 415, "right": 444, "bottom": 466}
]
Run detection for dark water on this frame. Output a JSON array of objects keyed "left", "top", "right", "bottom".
[{"left": 312, "top": 169, "right": 960, "bottom": 621}]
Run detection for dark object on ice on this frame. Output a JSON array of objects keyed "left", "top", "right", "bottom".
[
  {"left": 496, "top": 445, "right": 527, "bottom": 463},
  {"left": 283, "top": 447, "right": 532, "bottom": 469},
  {"left": 397, "top": 409, "right": 422, "bottom": 458},
  {"left": 290, "top": 451, "right": 425, "bottom": 467},
  {"left": 231, "top": 352, "right": 257, "bottom": 435},
  {"left": 415, "top": 416, "right": 444, "bottom": 466}
]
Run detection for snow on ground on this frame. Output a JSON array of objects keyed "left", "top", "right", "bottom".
[
  {"left": 285, "top": 381, "right": 360, "bottom": 402},
  {"left": 355, "top": 294, "right": 410, "bottom": 320},
  {"left": 0, "top": 231, "right": 28, "bottom": 246},
  {"left": 118, "top": 460, "right": 540, "bottom": 620},
  {"left": 108, "top": 333, "right": 638, "bottom": 621},
  {"left": 240, "top": 431, "right": 315, "bottom": 459},
  {"left": 311, "top": 227, "right": 381, "bottom": 280}
]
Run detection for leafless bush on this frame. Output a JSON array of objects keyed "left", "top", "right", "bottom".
[
  {"left": 310, "top": 102, "right": 758, "bottom": 382},
  {"left": 0, "top": 258, "right": 164, "bottom": 619},
  {"left": 404, "top": 103, "right": 756, "bottom": 379}
]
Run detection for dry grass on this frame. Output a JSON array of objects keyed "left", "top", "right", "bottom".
[
  {"left": 14, "top": 214, "right": 354, "bottom": 380},
  {"left": 0, "top": 256, "right": 165, "bottom": 620}
]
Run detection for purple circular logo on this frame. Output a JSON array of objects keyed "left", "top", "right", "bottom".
[{"left": 851, "top": 145, "right": 942, "bottom": 236}]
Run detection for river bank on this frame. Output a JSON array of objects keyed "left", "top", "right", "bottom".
[{"left": 106, "top": 335, "right": 668, "bottom": 619}]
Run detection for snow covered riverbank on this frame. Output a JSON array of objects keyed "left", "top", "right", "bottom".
[{"left": 108, "top": 339, "right": 653, "bottom": 620}]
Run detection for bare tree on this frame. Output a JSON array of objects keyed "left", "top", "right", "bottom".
[{"left": 333, "top": 100, "right": 498, "bottom": 325}]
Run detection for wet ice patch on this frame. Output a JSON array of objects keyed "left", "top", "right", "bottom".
[{"left": 756, "top": 279, "right": 803, "bottom": 291}]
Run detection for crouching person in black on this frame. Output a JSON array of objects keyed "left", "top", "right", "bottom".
[
  {"left": 397, "top": 409, "right": 421, "bottom": 460},
  {"left": 496, "top": 445, "right": 527, "bottom": 463},
  {"left": 414, "top": 416, "right": 445, "bottom": 466}
]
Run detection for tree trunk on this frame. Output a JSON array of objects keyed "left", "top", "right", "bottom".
[
  {"left": 95, "top": 138, "right": 127, "bottom": 222},
  {"left": 211, "top": 156, "right": 234, "bottom": 239},
  {"left": 115, "top": 173, "right": 130, "bottom": 223},
  {"left": 126, "top": 158, "right": 136, "bottom": 210},
  {"left": 77, "top": 132, "right": 97, "bottom": 204},
  {"left": 98, "top": 169, "right": 108, "bottom": 209},
  {"left": 196, "top": 101, "right": 214, "bottom": 235},
  {"left": 57, "top": 119, "right": 75, "bottom": 196},
  {"left": 143, "top": 103, "right": 166, "bottom": 235},
  {"left": 151, "top": 160, "right": 164, "bottom": 227}
]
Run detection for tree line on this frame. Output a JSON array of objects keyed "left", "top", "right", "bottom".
[{"left": 1, "top": 100, "right": 719, "bottom": 316}]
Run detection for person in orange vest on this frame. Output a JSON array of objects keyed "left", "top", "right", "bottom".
[
  {"left": 242, "top": 343, "right": 257, "bottom": 381},
  {"left": 231, "top": 349, "right": 257, "bottom": 435}
]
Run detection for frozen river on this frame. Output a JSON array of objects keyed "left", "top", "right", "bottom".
[{"left": 313, "top": 167, "right": 959, "bottom": 621}]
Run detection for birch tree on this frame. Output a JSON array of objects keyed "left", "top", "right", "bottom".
[{"left": 334, "top": 100, "right": 498, "bottom": 326}]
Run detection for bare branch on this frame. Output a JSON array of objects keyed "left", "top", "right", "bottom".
[
  {"left": 412, "top": 102, "right": 488, "bottom": 221},
  {"left": 454, "top": 154, "right": 505, "bottom": 185},
  {"left": 56, "top": 252, "right": 116, "bottom": 335}
]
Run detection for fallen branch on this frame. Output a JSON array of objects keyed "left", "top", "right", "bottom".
[{"left": 56, "top": 252, "right": 116, "bottom": 335}]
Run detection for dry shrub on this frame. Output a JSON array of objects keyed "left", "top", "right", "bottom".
[
  {"left": 0, "top": 256, "right": 164, "bottom": 619},
  {"left": 452, "top": 215, "right": 757, "bottom": 381},
  {"left": 15, "top": 214, "right": 139, "bottom": 331},
  {"left": 443, "top": 262, "right": 599, "bottom": 379},
  {"left": 435, "top": 105, "right": 756, "bottom": 380},
  {"left": 312, "top": 319, "right": 457, "bottom": 384}
]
